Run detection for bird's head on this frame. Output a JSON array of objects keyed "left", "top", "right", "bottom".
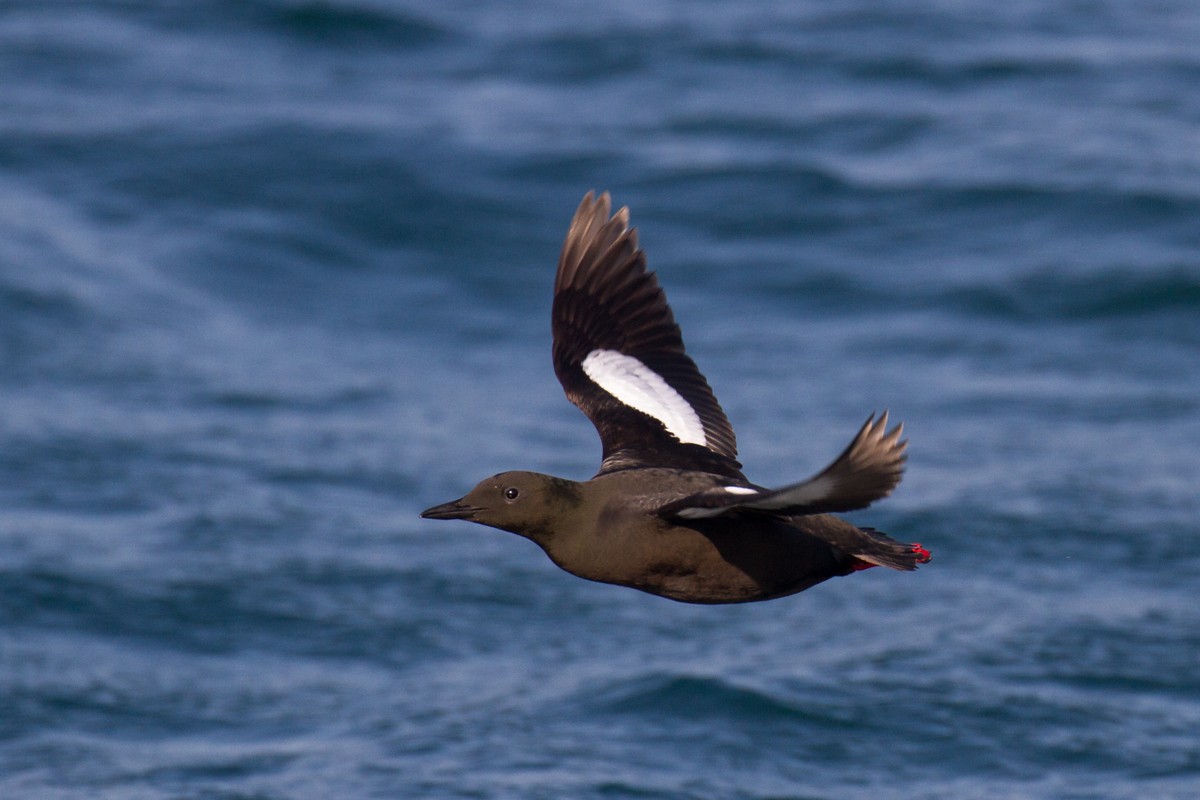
[{"left": 421, "top": 471, "right": 582, "bottom": 540}]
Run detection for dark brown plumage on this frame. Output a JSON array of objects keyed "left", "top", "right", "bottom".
[{"left": 422, "top": 191, "right": 930, "bottom": 604}]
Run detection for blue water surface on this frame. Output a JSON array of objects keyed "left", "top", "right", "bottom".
[{"left": 2, "top": 2, "right": 1199, "bottom": 798}]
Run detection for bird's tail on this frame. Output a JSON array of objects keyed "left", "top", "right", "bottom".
[{"left": 848, "top": 527, "right": 932, "bottom": 572}]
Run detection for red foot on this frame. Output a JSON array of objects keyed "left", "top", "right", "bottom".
[{"left": 851, "top": 559, "right": 878, "bottom": 572}]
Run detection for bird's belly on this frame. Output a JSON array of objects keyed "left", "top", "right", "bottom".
[{"left": 560, "top": 516, "right": 844, "bottom": 605}]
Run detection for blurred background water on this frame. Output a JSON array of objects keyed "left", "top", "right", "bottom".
[{"left": 2, "top": 1, "right": 1199, "bottom": 798}]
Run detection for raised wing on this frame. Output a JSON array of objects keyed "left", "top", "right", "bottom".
[
  {"left": 658, "top": 412, "right": 906, "bottom": 519},
  {"left": 552, "top": 191, "right": 743, "bottom": 478}
]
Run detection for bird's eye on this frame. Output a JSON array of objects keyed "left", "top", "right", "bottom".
[{"left": 504, "top": 487, "right": 519, "bottom": 500}]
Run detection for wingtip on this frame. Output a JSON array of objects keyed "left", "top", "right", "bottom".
[
  {"left": 585, "top": 191, "right": 630, "bottom": 234},
  {"left": 581, "top": 189, "right": 610, "bottom": 212},
  {"left": 863, "top": 410, "right": 906, "bottom": 446},
  {"left": 572, "top": 190, "right": 610, "bottom": 230}
]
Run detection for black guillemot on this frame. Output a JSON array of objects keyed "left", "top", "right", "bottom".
[{"left": 422, "top": 191, "right": 930, "bottom": 604}]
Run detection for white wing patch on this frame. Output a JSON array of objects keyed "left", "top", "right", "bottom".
[
  {"left": 581, "top": 349, "right": 707, "bottom": 446},
  {"left": 745, "top": 476, "right": 836, "bottom": 510},
  {"left": 674, "top": 507, "right": 726, "bottom": 520},
  {"left": 671, "top": 486, "right": 760, "bottom": 519},
  {"left": 667, "top": 478, "right": 838, "bottom": 520}
]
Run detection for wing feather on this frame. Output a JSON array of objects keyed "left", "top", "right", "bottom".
[
  {"left": 659, "top": 412, "right": 906, "bottom": 519},
  {"left": 552, "top": 192, "right": 742, "bottom": 478}
]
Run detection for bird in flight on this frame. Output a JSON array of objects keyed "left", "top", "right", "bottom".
[{"left": 422, "top": 192, "right": 930, "bottom": 604}]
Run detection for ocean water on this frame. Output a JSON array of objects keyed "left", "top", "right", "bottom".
[{"left": 2, "top": 1, "right": 1199, "bottom": 798}]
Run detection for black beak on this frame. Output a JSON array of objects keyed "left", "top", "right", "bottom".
[{"left": 420, "top": 499, "right": 479, "bottom": 521}]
